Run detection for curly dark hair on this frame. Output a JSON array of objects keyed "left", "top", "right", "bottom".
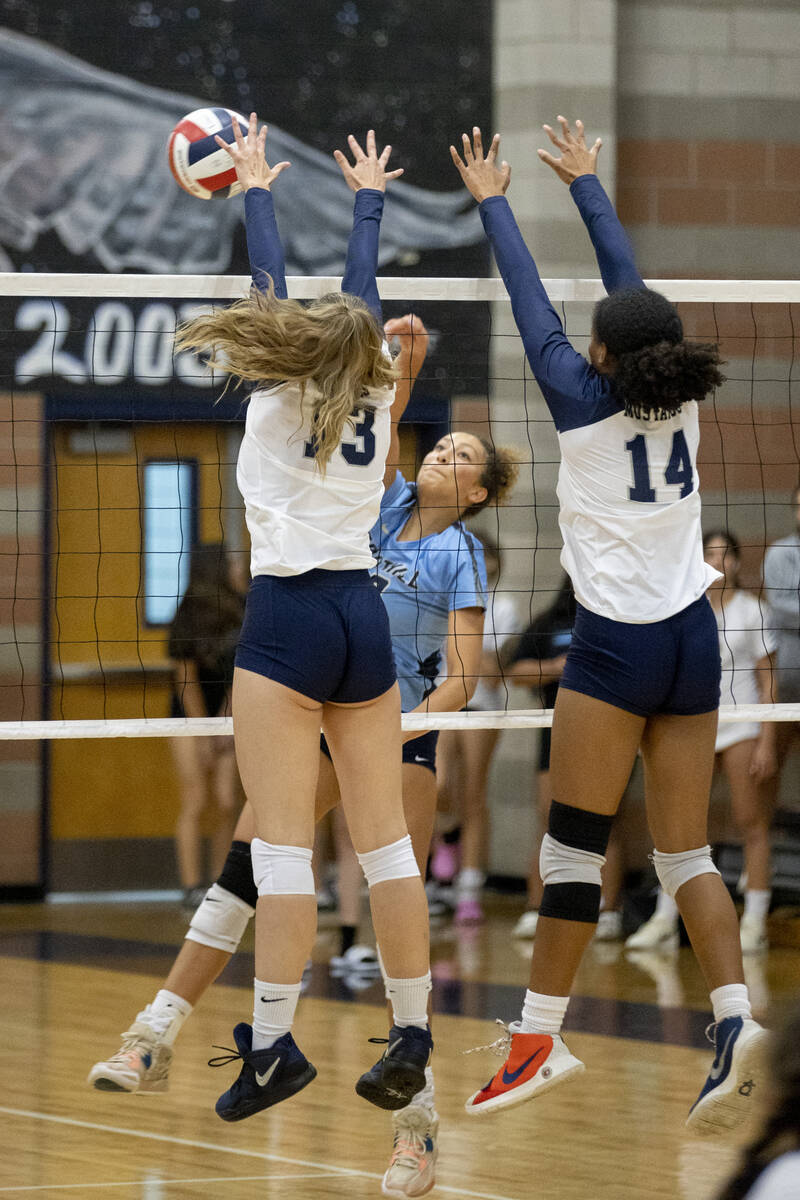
[
  {"left": 459, "top": 438, "right": 521, "bottom": 520},
  {"left": 594, "top": 287, "right": 725, "bottom": 418},
  {"left": 716, "top": 1003, "right": 800, "bottom": 1200}
]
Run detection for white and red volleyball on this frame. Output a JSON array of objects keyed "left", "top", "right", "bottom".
[{"left": 167, "top": 107, "right": 248, "bottom": 200}]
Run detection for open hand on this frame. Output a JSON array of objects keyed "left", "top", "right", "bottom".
[
  {"left": 538, "top": 116, "right": 601, "bottom": 185},
  {"left": 450, "top": 128, "right": 511, "bottom": 202},
  {"left": 215, "top": 111, "right": 291, "bottom": 192},
  {"left": 333, "top": 130, "right": 403, "bottom": 193}
]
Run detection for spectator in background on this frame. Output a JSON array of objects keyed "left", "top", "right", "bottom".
[
  {"left": 763, "top": 487, "right": 800, "bottom": 762},
  {"left": 435, "top": 539, "right": 521, "bottom": 924},
  {"left": 716, "top": 1000, "right": 800, "bottom": 1199},
  {"left": 627, "top": 531, "right": 777, "bottom": 954},
  {"left": 509, "top": 577, "right": 625, "bottom": 941},
  {"left": 169, "top": 543, "right": 246, "bottom": 910}
]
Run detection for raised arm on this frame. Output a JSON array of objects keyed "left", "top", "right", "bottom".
[
  {"left": 451, "top": 128, "right": 601, "bottom": 431},
  {"left": 214, "top": 112, "right": 291, "bottom": 297},
  {"left": 334, "top": 130, "right": 403, "bottom": 322},
  {"left": 382, "top": 314, "right": 430, "bottom": 489},
  {"left": 539, "top": 116, "right": 644, "bottom": 292}
]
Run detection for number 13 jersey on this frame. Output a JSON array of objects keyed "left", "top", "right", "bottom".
[
  {"left": 237, "top": 378, "right": 393, "bottom": 578},
  {"left": 558, "top": 401, "right": 718, "bottom": 624}
]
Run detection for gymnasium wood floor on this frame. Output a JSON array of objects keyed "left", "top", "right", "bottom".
[{"left": 1, "top": 895, "right": 798, "bottom": 1199}]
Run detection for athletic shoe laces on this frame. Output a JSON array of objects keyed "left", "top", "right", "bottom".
[
  {"left": 135, "top": 1007, "right": 173, "bottom": 1039},
  {"left": 391, "top": 1111, "right": 432, "bottom": 1169},
  {"left": 207, "top": 1044, "right": 246, "bottom": 1068},
  {"left": 462, "top": 1018, "right": 514, "bottom": 1059}
]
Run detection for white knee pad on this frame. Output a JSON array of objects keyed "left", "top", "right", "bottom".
[
  {"left": 185, "top": 883, "right": 254, "bottom": 953},
  {"left": 652, "top": 845, "right": 719, "bottom": 899},
  {"left": 250, "top": 838, "right": 315, "bottom": 896},
  {"left": 357, "top": 835, "right": 419, "bottom": 887},
  {"left": 539, "top": 832, "right": 605, "bottom": 887}
]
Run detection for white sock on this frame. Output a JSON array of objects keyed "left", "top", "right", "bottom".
[
  {"left": 520, "top": 989, "right": 569, "bottom": 1035},
  {"left": 654, "top": 890, "right": 680, "bottom": 923},
  {"left": 456, "top": 868, "right": 484, "bottom": 900},
  {"left": 384, "top": 972, "right": 431, "bottom": 1029},
  {"left": 743, "top": 889, "right": 770, "bottom": 925},
  {"left": 252, "top": 978, "right": 302, "bottom": 1050},
  {"left": 138, "top": 989, "right": 193, "bottom": 1047},
  {"left": 407, "top": 1064, "right": 436, "bottom": 1110},
  {"left": 710, "top": 983, "right": 752, "bottom": 1024}
]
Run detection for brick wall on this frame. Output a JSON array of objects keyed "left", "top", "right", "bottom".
[{"left": 617, "top": 0, "right": 800, "bottom": 277}]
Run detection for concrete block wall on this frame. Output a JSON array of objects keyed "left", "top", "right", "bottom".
[{"left": 617, "top": 0, "right": 800, "bottom": 277}]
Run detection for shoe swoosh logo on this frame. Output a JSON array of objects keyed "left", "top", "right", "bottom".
[
  {"left": 255, "top": 1059, "right": 280, "bottom": 1087},
  {"left": 709, "top": 1028, "right": 738, "bottom": 1082},
  {"left": 260, "top": 997, "right": 287, "bottom": 1003},
  {"left": 501, "top": 1047, "right": 544, "bottom": 1085}
]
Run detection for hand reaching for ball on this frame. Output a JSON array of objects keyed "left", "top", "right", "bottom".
[{"left": 216, "top": 111, "right": 291, "bottom": 193}]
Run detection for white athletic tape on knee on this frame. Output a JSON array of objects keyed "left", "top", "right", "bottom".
[
  {"left": 652, "top": 845, "right": 719, "bottom": 899},
  {"left": 185, "top": 883, "right": 254, "bottom": 953},
  {"left": 357, "top": 835, "right": 419, "bottom": 888},
  {"left": 251, "top": 838, "right": 315, "bottom": 897},
  {"left": 539, "top": 832, "right": 605, "bottom": 887}
]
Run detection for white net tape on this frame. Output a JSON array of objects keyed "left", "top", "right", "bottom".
[{"left": 1, "top": 705, "right": 798, "bottom": 740}]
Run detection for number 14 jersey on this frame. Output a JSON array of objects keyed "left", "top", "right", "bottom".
[{"left": 558, "top": 401, "right": 717, "bottom": 624}]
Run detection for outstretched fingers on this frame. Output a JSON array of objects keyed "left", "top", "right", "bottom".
[
  {"left": 542, "top": 124, "right": 567, "bottom": 152},
  {"left": 347, "top": 133, "right": 367, "bottom": 163}
]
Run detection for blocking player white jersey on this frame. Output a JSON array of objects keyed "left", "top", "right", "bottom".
[
  {"left": 238, "top": 378, "right": 393, "bottom": 577},
  {"left": 480, "top": 176, "right": 721, "bottom": 626},
  {"left": 558, "top": 402, "right": 717, "bottom": 623}
]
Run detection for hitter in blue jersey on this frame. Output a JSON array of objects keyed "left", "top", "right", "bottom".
[{"left": 452, "top": 118, "right": 766, "bottom": 1136}]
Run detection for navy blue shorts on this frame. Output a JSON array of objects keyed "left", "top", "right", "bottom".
[
  {"left": 320, "top": 728, "right": 439, "bottom": 775},
  {"left": 235, "top": 569, "right": 396, "bottom": 704},
  {"left": 560, "top": 595, "right": 721, "bottom": 718}
]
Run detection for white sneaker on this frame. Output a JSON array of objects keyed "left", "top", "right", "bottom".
[
  {"left": 739, "top": 916, "right": 768, "bottom": 956},
  {"left": 595, "top": 910, "right": 623, "bottom": 941},
  {"left": 512, "top": 909, "right": 539, "bottom": 939},
  {"left": 686, "top": 1016, "right": 769, "bottom": 1136},
  {"left": 382, "top": 1103, "right": 438, "bottom": 1197},
  {"left": 87, "top": 1019, "right": 172, "bottom": 1093},
  {"left": 625, "top": 913, "right": 679, "bottom": 951}
]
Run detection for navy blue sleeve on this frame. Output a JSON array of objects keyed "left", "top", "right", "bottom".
[
  {"left": 341, "top": 188, "right": 384, "bottom": 322},
  {"left": 569, "top": 175, "right": 645, "bottom": 293},
  {"left": 244, "top": 188, "right": 288, "bottom": 298},
  {"left": 479, "top": 195, "right": 619, "bottom": 433}
]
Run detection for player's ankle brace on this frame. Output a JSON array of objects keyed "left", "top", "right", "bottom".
[
  {"left": 539, "top": 801, "right": 613, "bottom": 923},
  {"left": 186, "top": 884, "right": 254, "bottom": 953},
  {"left": 217, "top": 839, "right": 258, "bottom": 908},
  {"left": 652, "top": 845, "right": 719, "bottom": 899},
  {"left": 250, "top": 838, "right": 315, "bottom": 896},
  {"left": 357, "top": 834, "right": 419, "bottom": 887}
]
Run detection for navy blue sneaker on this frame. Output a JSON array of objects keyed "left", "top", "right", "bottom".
[
  {"left": 686, "top": 1016, "right": 769, "bottom": 1136},
  {"left": 210, "top": 1023, "right": 316, "bottom": 1121},
  {"left": 356, "top": 1024, "right": 433, "bottom": 1111}
]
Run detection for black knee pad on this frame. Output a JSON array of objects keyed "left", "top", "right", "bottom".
[
  {"left": 548, "top": 800, "right": 614, "bottom": 855},
  {"left": 539, "top": 802, "right": 614, "bottom": 923},
  {"left": 217, "top": 840, "right": 258, "bottom": 909}
]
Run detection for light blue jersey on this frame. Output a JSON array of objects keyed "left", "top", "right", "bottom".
[{"left": 370, "top": 471, "right": 487, "bottom": 711}]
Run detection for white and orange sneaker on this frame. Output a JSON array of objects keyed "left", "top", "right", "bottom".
[
  {"left": 87, "top": 1018, "right": 172, "bottom": 1093},
  {"left": 464, "top": 1021, "right": 584, "bottom": 1116},
  {"left": 382, "top": 1103, "right": 439, "bottom": 1198}
]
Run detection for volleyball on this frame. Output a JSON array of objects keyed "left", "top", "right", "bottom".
[{"left": 167, "top": 107, "right": 249, "bottom": 200}]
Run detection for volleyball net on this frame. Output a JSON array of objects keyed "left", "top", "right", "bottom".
[{"left": 0, "top": 271, "right": 798, "bottom": 743}]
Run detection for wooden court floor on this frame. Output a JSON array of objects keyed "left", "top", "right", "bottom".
[{"left": 0, "top": 896, "right": 798, "bottom": 1199}]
